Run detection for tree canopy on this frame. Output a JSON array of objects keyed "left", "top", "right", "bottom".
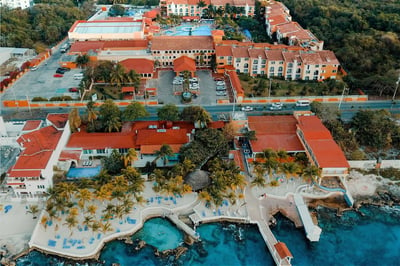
[
  {"left": 122, "top": 102, "right": 149, "bottom": 121},
  {"left": 281, "top": 0, "right": 400, "bottom": 95},
  {"left": 157, "top": 104, "right": 180, "bottom": 121}
]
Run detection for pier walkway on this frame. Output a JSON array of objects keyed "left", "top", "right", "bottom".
[
  {"left": 245, "top": 186, "right": 292, "bottom": 266},
  {"left": 167, "top": 214, "right": 199, "bottom": 240},
  {"left": 293, "top": 194, "right": 321, "bottom": 242}
]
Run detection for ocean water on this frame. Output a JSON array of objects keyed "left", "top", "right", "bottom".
[{"left": 16, "top": 206, "right": 400, "bottom": 266}]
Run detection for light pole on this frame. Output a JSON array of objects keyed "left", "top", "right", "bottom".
[
  {"left": 268, "top": 77, "right": 272, "bottom": 99},
  {"left": 338, "top": 86, "right": 348, "bottom": 110},
  {"left": 392, "top": 74, "right": 400, "bottom": 102}
]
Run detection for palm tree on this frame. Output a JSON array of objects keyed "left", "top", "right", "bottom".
[
  {"left": 104, "top": 115, "right": 122, "bottom": 133},
  {"left": 40, "top": 215, "right": 49, "bottom": 231},
  {"left": 153, "top": 144, "right": 174, "bottom": 166},
  {"left": 122, "top": 148, "right": 137, "bottom": 168},
  {"left": 126, "top": 69, "right": 141, "bottom": 90},
  {"left": 68, "top": 108, "right": 82, "bottom": 133},
  {"left": 57, "top": 182, "right": 77, "bottom": 202},
  {"left": 100, "top": 221, "right": 113, "bottom": 234},
  {"left": 75, "top": 54, "right": 90, "bottom": 68},
  {"left": 86, "top": 101, "right": 98, "bottom": 128},
  {"left": 110, "top": 63, "right": 127, "bottom": 88},
  {"left": 76, "top": 188, "right": 92, "bottom": 210},
  {"left": 87, "top": 204, "right": 98, "bottom": 216},
  {"left": 83, "top": 215, "right": 93, "bottom": 230},
  {"left": 280, "top": 162, "right": 301, "bottom": 179},
  {"left": 302, "top": 165, "right": 321, "bottom": 184},
  {"left": 27, "top": 204, "right": 40, "bottom": 219},
  {"left": 64, "top": 216, "right": 78, "bottom": 235},
  {"left": 198, "top": 190, "right": 211, "bottom": 203},
  {"left": 90, "top": 220, "right": 101, "bottom": 235}
]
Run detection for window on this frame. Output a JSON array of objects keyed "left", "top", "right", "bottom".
[
  {"left": 278, "top": 67, "right": 283, "bottom": 72},
  {"left": 119, "top": 148, "right": 128, "bottom": 154},
  {"left": 279, "top": 61, "right": 283, "bottom": 64},
  {"left": 236, "top": 58, "right": 241, "bottom": 63},
  {"left": 306, "top": 70, "right": 310, "bottom": 74},
  {"left": 262, "top": 59, "right": 266, "bottom": 64},
  {"left": 254, "top": 59, "right": 258, "bottom": 64},
  {"left": 83, "top": 150, "right": 93, "bottom": 154},
  {"left": 97, "top": 149, "right": 106, "bottom": 154},
  {"left": 271, "top": 61, "right": 275, "bottom": 64},
  {"left": 244, "top": 63, "right": 248, "bottom": 68},
  {"left": 269, "top": 67, "right": 274, "bottom": 72},
  {"left": 219, "top": 56, "right": 224, "bottom": 59},
  {"left": 288, "top": 63, "right": 293, "bottom": 68},
  {"left": 253, "top": 71, "right": 257, "bottom": 74}
]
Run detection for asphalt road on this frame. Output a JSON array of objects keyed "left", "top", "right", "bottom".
[{"left": 2, "top": 100, "right": 399, "bottom": 122}]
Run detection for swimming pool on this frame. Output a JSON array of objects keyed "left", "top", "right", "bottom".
[
  {"left": 66, "top": 165, "right": 101, "bottom": 179},
  {"left": 164, "top": 24, "right": 212, "bottom": 36}
]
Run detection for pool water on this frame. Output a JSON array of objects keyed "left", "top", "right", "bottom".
[
  {"left": 164, "top": 24, "right": 212, "bottom": 36},
  {"left": 66, "top": 165, "right": 101, "bottom": 179}
]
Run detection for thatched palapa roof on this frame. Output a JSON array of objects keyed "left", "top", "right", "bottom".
[{"left": 184, "top": 169, "right": 210, "bottom": 191}]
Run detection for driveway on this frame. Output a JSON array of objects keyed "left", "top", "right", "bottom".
[{"left": 154, "top": 69, "right": 218, "bottom": 105}]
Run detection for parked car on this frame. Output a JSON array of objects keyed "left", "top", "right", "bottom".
[
  {"left": 190, "top": 83, "right": 199, "bottom": 89},
  {"left": 216, "top": 81, "right": 225, "bottom": 86},
  {"left": 216, "top": 91, "right": 227, "bottom": 96},
  {"left": 56, "top": 68, "right": 67, "bottom": 74},
  {"left": 69, "top": 87, "right": 78, "bottom": 92},
  {"left": 269, "top": 102, "right": 283, "bottom": 110},
  {"left": 241, "top": 106, "right": 253, "bottom": 112},
  {"left": 60, "top": 67, "right": 71, "bottom": 71},
  {"left": 189, "top": 77, "right": 198, "bottom": 82},
  {"left": 30, "top": 66, "right": 38, "bottom": 71},
  {"left": 216, "top": 85, "right": 226, "bottom": 91},
  {"left": 172, "top": 80, "right": 183, "bottom": 85},
  {"left": 53, "top": 73, "right": 64, "bottom": 78}
]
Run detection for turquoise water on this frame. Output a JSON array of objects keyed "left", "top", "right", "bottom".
[
  {"left": 164, "top": 24, "right": 212, "bottom": 36},
  {"left": 66, "top": 165, "right": 101, "bottom": 179},
  {"left": 16, "top": 206, "right": 400, "bottom": 266}
]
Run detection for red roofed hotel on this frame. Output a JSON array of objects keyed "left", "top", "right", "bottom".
[
  {"left": 295, "top": 115, "right": 349, "bottom": 178},
  {"left": 247, "top": 113, "right": 349, "bottom": 178},
  {"left": 6, "top": 114, "right": 71, "bottom": 199}
]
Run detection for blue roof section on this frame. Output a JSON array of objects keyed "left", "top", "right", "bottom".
[{"left": 74, "top": 22, "right": 142, "bottom": 34}]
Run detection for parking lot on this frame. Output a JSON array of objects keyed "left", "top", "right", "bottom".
[
  {"left": 154, "top": 69, "right": 228, "bottom": 105},
  {"left": 0, "top": 48, "right": 82, "bottom": 101},
  {"left": 2, "top": 51, "right": 228, "bottom": 105}
]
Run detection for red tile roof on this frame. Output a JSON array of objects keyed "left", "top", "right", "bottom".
[
  {"left": 140, "top": 144, "right": 182, "bottom": 154},
  {"left": 22, "top": 120, "right": 42, "bottom": 131},
  {"left": 67, "top": 131, "right": 135, "bottom": 150},
  {"left": 208, "top": 121, "right": 225, "bottom": 129},
  {"left": 120, "top": 58, "right": 154, "bottom": 74},
  {"left": 212, "top": 30, "right": 225, "bottom": 36},
  {"left": 8, "top": 170, "right": 42, "bottom": 178},
  {"left": 248, "top": 48, "right": 266, "bottom": 59},
  {"left": 297, "top": 116, "right": 349, "bottom": 168},
  {"left": 103, "top": 39, "right": 148, "bottom": 49},
  {"left": 59, "top": 150, "right": 82, "bottom": 161},
  {"left": 266, "top": 50, "right": 284, "bottom": 61},
  {"left": 174, "top": 56, "right": 196, "bottom": 72},
  {"left": 300, "top": 52, "right": 322, "bottom": 65},
  {"left": 318, "top": 50, "right": 340, "bottom": 65},
  {"left": 248, "top": 116, "right": 303, "bottom": 153},
  {"left": 297, "top": 115, "right": 332, "bottom": 139},
  {"left": 232, "top": 47, "right": 249, "bottom": 58},
  {"left": 13, "top": 126, "right": 63, "bottom": 171},
  {"left": 121, "top": 86, "right": 135, "bottom": 93},
  {"left": 151, "top": 36, "right": 214, "bottom": 51},
  {"left": 274, "top": 242, "right": 293, "bottom": 259},
  {"left": 143, "top": 9, "right": 160, "bottom": 19},
  {"left": 227, "top": 71, "right": 244, "bottom": 96},
  {"left": 136, "top": 129, "right": 189, "bottom": 146},
  {"left": 267, "top": 14, "right": 291, "bottom": 26},
  {"left": 46, "top": 113, "right": 69, "bottom": 129},
  {"left": 230, "top": 150, "right": 245, "bottom": 171},
  {"left": 276, "top": 21, "right": 302, "bottom": 34},
  {"left": 215, "top": 45, "right": 233, "bottom": 56},
  {"left": 70, "top": 41, "right": 104, "bottom": 54}
]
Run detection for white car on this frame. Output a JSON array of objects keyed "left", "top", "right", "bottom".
[
  {"left": 216, "top": 91, "right": 227, "bottom": 96},
  {"left": 241, "top": 106, "right": 253, "bottom": 112},
  {"left": 189, "top": 77, "right": 198, "bottom": 82},
  {"left": 269, "top": 102, "right": 283, "bottom": 110},
  {"left": 216, "top": 81, "right": 225, "bottom": 86}
]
